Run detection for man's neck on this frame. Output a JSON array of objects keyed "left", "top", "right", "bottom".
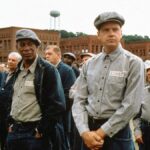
[
  {"left": 9, "top": 69, "right": 15, "bottom": 74},
  {"left": 103, "top": 45, "right": 119, "bottom": 54},
  {"left": 55, "top": 59, "right": 61, "bottom": 67},
  {"left": 23, "top": 60, "right": 34, "bottom": 69}
]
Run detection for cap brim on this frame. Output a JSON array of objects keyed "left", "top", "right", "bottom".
[
  {"left": 96, "top": 19, "right": 123, "bottom": 30},
  {"left": 16, "top": 38, "right": 40, "bottom": 46}
]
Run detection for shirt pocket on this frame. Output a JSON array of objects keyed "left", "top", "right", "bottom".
[
  {"left": 108, "top": 75, "right": 125, "bottom": 84},
  {"left": 24, "top": 80, "right": 35, "bottom": 94},
  {"left": 106, "top": 76, "right": 126, "bottom": 100}
]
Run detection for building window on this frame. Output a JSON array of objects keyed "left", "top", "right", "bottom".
[
  {"left": 8, "top": 40, "right": 11, "bottom": 49},
  {"left": 3, "top": 57, "right": 7, "bottom": 62},
  {"left": 92, "top": 45, "right": 95, "bottom": 52},
  {"left": 4, "top": 40, "right": 7, "bottom": 49},
  {"left": 0, "top": 40, "right": 3, "bottom": 49},
  {"left": 132, "top": 50, "right": 134, "bottom": 54},
  {"left": 143, "top": 49, "right": 146, "bottom": 56}
]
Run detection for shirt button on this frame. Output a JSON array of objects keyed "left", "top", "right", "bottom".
[
  {"left": 97, "top": 100, "right": 100, "bottom": 102},
  {"left": 104, "top": 66, "right": 107, "bottom": 68},
  {"left": 102, "top": 77, "right": 104, "bottom": 79},
  {"left": 100, "top": 88, "right": 102, "bottom": 90}
]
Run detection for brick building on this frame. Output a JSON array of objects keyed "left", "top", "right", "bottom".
[
  {"left": 124, "top": 41, "right": 150, "bottom": 61},
  {"left": 60, "top": 35, "right": 150, "bottom": 61},
  {"left": 0, "top": 26, "right": 60, "bottom": 63},
  {"left": 0, "top": 26, "right": 150, "bottom": 63},
  {"left": 60, "top": 35, "right": 102, "bottom": 61}
]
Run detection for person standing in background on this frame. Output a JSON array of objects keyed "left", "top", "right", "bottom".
[
  {"left": 63, "top": 52, "right": 80, "bottom": 78},
  {"left": 0, "top": 52, "right": 22, "bottom": 150},
  {"left": 133, "top": 60, "right": 150, "bottom": 150},
  {"left": 45, "top": 45, "right": 76, "bottom": 150}
]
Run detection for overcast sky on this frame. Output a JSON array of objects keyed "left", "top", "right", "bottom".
[{"left": 0, "top": 0, "right": 150, "bottom": 36}]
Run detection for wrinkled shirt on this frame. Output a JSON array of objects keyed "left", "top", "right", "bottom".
[
  {"left": 11, "top": 56, "right": 42, "bottom": 122},
  {"left": 133, "top": 84, "right": 150, "bottom": 137},
  {"left": 72, "top": 44, "right": 144, "bottom": 137}
]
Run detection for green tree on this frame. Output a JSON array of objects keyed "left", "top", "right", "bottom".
[
  {"left": 123, "top": 34, "right": 150, "bottom": 43},
  {"left": 60, "top": 30, "right": 87, "bottom": 38}
]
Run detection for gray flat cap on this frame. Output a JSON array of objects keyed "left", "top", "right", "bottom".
[
  {"left": 16, "top": 29, "right": 41, "bottom": 46},
  {"left": 94, "top": 12, "right": 125, "bottom": 30},
  {"left": 63, "top": 52, "right": 76, "bottom": 60},
  {"left": 80, "top": 52, "right": 95, "bottom": 59},
  {"left": 145, "top": 60, "right": 150, "bottom": 70}
]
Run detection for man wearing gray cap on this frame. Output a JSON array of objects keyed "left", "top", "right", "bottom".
[
  {"left": 63, "top": 52, "right": 80, "bottom": 78},
  {"left": 72, "top": 12, "right": 144, "bottom": 150},
  {"left": 6, "top": 29, "right": 66, "bottom": 150},
  {"left": 133, "top": 61, "right": 150, "bottom": 150}
]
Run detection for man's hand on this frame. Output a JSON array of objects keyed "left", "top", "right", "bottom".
[
  {"left": 35, "top": 128, "right": 43, "bottom": 139},
  {"left": 8, "top": 124, "right": 13, "bottom": 133},
  {"left": 135, "top": 135, "right": 144, "bottom": 144},
  {"left": 95, "top": 128, "right": 106, "bottom": 139},
  {"left": 81, "top": 131, "right": 104, "bottom": 149}
]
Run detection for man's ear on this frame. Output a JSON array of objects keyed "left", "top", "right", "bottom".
[
  {"left": 120, "top": 30, "right": 123, "bottom": 39},
  {"left": 97, "top": 31, "right": 101, "bottom": 40}
]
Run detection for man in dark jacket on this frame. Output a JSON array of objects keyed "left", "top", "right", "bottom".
[
  {"left": 45, "top": 45, "right": 76, "bottom": 149},
  {"left": 0, "top": 52, "right": 22, "bottom": 150},
  {"left": 63, "top": 52, "right": 80, "bottom": 78},
  {"left": 6, "top": 29, "right": 66, "bottom": 150}
]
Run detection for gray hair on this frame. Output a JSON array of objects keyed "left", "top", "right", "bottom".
[{"left": 8, "top": 52, "right": 22, "bottom": 62}]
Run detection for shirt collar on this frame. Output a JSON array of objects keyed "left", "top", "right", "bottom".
[
  {"left": 55, "top": 60, "right": 61, "bottom": 68},
  {"left": 102, "top": 43, "right": 123, "bottom": 61},
  {"left": 20, "top": 55, "right": 38, "bottom": 73}
]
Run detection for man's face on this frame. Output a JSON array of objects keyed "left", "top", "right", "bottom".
[
  {"left": 45, "top": 48, "right": 60, "bottom": 65},
  {"left": 0, "top": 64, "right": 5, "bottom": 72},
  {"left": 97, "top": 21, "right": 122, "bottom": 53},
  {"left": 146, "top": 69, "right": 150, "bottom": 83},
  {"left": 82, "top": 55, "right": 91, "bottom": 64},
  {"left": 7, "top": 55, "right": 19, "bottom": 71},
  {"left": 63, "top": 55, "right": 74, "bottom": 66},
  {"left": 16, "top": 39, "right": 37, "bottom": 63}
]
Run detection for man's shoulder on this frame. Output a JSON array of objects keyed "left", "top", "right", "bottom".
[
  {"left": 0, "top": 71, "right": 7, "bottom": 78},
  {"left": 122, "top": 49, "right": 143, "bottom": 63},
  {"left": 58, "top": 62, "right": 75, "bottom": 75},
  {"left": 85, "top": 52, "right": 102, "bottom": 65},
  {"left": 58, "top": 61, "right": 73, "bottom": 71},
  {"left": 37, "top": 57, "right": 55, "bottom": 69}
]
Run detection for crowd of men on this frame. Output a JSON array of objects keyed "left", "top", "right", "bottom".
[{"left": 0, "top": 11, "right": 149, "bottom": 150}]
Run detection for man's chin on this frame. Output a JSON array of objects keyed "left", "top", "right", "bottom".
[
  {"left": 106, "top": 43, "right": 118, "bottom": 48},
  {"left": 24, "top": 58, "right": 35, "bottom": 64}
]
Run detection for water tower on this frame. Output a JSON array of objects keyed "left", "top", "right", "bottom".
[{"left": 50, "top": 10, "right": 60, "bottom": 30}]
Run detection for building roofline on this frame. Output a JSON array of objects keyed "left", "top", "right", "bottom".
[{"left": 0, "top": 26, "right": 59, "bottom": 33}]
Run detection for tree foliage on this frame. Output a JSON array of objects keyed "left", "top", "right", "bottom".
[
  {"left": 123, "top": 34, "right": 150, "bottom": 43},
  {"left": 60, "top": 30, "right": 87, "bottom": 38},
  {"left": 60, "top": 30, "right": 150, "bottom": 42}
]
